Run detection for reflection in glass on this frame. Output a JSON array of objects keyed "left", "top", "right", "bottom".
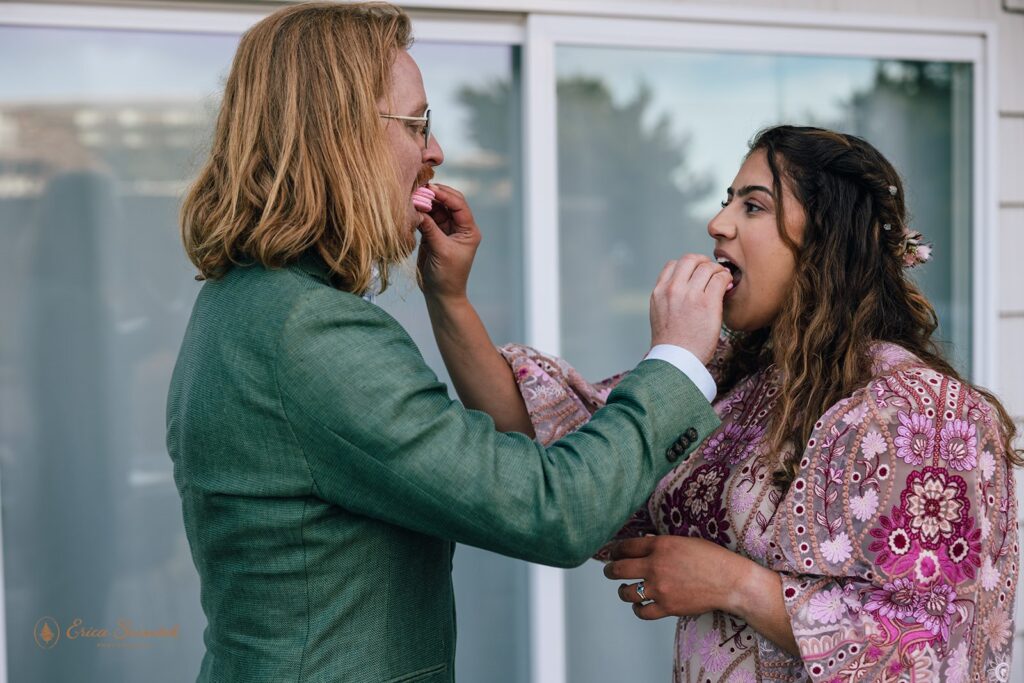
[
  {"left": 0, "top": 25, "right": 238, "bottom": 682},
  {"left": 0, "top": 26, "right": 527, "bottom": 683},
  {"left": 378, "top": 42, "right": 529, "bottom": 683},
  {"left": 554, "top": 46, "right": 973, "bottom": 683}
]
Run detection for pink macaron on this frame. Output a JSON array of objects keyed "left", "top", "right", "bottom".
[{"left": 412, "top": 186, "right": 435, "bottom": 212}]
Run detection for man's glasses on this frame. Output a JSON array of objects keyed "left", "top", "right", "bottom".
[{"left": 379, "top": 109, "right": 431, "bottom": 149}]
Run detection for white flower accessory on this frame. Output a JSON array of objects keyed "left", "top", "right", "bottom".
[
  {"left": 881, "top": 183, "right": 931, "bottom": 268},
  {"left": 897, "top": 228, "right": 932, "bottom": 269}
]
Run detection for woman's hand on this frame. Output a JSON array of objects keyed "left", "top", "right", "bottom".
[
  {"left": 415, "top": 182, "right": 533, "bottom": 435},
  {"left": 416, "top": 183, "right": 481, "bottom": 302},
  {"left": 604, "top": 535, "right": 754, "bottom": 620},
  {"left": 604, "top": 535, "right": 800, "bottom": 656}
]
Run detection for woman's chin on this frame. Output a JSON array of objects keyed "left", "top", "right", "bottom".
[
  {"left": 723, "top": 311, "right": 756, "bottom": 334},
  {"left": 722, "top": 304, "right": 742, "bottom": 332}
]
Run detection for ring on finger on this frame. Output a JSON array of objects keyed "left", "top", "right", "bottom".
[{"left": 636, "top": 581, "right": 648, "bottom": 602}]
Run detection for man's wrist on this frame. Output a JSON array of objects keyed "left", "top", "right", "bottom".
[
  {"left": 424, "top": 293, "right": 478, "bottom": 336},
  {"left": 644, "top": 344, "right": 717, "bottom": 402},
  {"left": 424, "top": 291, "right": 470, "bottom": 311}
]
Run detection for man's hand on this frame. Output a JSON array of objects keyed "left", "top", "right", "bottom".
[
  {"left": 649, "top": 254, "right": 731, "bottom": 364},
  {"left": 416, "top": 183, "right": 481, "bottom": 302}
]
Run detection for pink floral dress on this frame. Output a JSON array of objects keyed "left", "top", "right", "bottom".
[{"left": 500, "top": 341, "right": 1018, "bottom": 682}]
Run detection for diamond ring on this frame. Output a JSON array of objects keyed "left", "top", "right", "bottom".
[{"left": 636, "top": 581, "right": 647, "bottom": 601}]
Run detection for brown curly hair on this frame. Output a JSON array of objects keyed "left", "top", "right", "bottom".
[{"left": 717, "top": 125, "right": 1022, "bottom": 485}]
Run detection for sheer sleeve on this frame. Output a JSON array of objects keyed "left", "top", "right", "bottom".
[
  {"left": 771, "top": 366, "right": 1018, "bottom": 682},
  {"left": 498, "top": 338, "right": 735, "bottom": 558},
  {"left": 498, "top": 344, "right": 627, "bottom": 445},
  {"left": 499, "top": 344, "right": 657, "bottom": 554},
  {"left": 498, "top": 334, "right": 733, "bottom": 444}
]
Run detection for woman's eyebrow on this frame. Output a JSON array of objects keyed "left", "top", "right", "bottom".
[{"left": 727, "top": 185, "right": 774, "bottom": 198}]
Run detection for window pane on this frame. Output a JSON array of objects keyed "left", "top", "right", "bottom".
[
  {"left": 555, "top": 46, "right": 973, "bottom": 682},
  {"left": 0, "top": 24, "right": 237, "bottom": 682},
  {"left": 380, "top": 41, "right": 529, "bottom": 683},
  {"left": 0, "top": 25, "right": 527, "bottom": 683}
]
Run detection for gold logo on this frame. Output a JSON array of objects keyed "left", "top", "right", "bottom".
[
  {"left": 33, "top": 615, "right": 180, "bottom": 650},
  {"left": 34, "top": 617, "right": 60, "bottom": 650}
]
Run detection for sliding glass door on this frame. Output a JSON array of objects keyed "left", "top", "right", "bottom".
[
  {"left": 0, "top": 13, "right": 528, "bottom": 682},
  {"left": 552, "top": 45, "right": 973, "bottom": 682}
]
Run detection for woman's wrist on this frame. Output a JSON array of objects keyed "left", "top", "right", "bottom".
[
  {"left": 722, "top": 554, "right": 772, "bottom": 620},
  {"left": 720, "top": 552, "right": 800, "bottom": 656}
]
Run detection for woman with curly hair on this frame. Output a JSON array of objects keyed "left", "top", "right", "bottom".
[{"left": 423, "top": 125, "right": 1020, "bottom": 681}]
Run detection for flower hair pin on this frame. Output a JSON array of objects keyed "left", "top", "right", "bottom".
[
  {"left": 897, "top": 228, "right": 932, "bottom": 268},
  {"left": 881, "top": 185, "right": 929, "bottom": 267}
]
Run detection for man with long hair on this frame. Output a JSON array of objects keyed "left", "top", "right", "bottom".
[{"left": 167, "top": 3, "right": 730, "bottom": 680}]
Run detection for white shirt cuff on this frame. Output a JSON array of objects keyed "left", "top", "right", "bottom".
[{"left": 644, "top": 344, "right": 717, "bottom": 403}]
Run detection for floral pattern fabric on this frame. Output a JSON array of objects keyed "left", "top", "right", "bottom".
[{"left": 499, "top": 342, "right": 1018, "bottom": 682}]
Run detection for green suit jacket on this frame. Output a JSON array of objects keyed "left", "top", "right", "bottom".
[{"left": 166, "top": 257, "right": 720, "bottom": 682}]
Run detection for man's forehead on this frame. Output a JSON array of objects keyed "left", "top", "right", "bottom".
[
  {"left": 384, "top": 50, "right": 428, "bottom": 112},
  {"left": 391, "top": 52, "right": 425, "bottom": 91}
]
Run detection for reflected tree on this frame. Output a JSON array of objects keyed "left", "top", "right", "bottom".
[
  {"left": 829, "top": 60, "right": 969, "bottom": 373},
  {"left": 459, "top": 76, "right": 713, "bottom": 376}
]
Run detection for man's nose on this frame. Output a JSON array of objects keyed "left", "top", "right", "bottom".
[{"left": 424, "top": 134, "right": 444, "bottom": 166}]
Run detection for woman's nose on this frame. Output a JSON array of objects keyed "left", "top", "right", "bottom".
[{"left": 707, "top": 208, "right": 735, "bottom": 240}]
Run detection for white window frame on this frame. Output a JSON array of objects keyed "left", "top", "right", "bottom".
[
  {"left": 520, "top": 8, "right": 996, "bottom": 383},
  {"left": 519, "top": 10, "right": 996, "bottom": 683},
  {"left": 0, "top": 4, "right": 1000, "bottom": 683}
]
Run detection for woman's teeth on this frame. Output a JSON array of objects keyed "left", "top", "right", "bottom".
[{"left": 716, "top": 257, "right": 742, "bottom": 288}]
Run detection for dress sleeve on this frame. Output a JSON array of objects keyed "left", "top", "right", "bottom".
[
  {"left": 499, "top": 333, "right": 733, "bottom": 444},
  {"left": 771, "top": 367, "right": 1018, "bottom": 682},
  {"left": 499, "top": 344, "right": 658, "bottom": 554},
  {"left": 498, "top": 344, "right": 627, "bottom": 445}
]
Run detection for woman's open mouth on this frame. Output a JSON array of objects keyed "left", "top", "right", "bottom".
[{"left": 716, "top": 256, "right": 742, "bottom": 295}]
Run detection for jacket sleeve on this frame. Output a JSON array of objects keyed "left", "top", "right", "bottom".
[
  {"left": 498, "top": 343, "right": 656, "bottom": 559},
  {"left": 274, "top": 290, "right": 720, "bottom": 567},
  {"left": 497, "top": 338, "right": 735, "bottom": 561}
]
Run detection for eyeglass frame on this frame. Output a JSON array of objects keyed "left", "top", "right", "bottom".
[{"left": 378, "top": 109, "right": 431, "bottom": 149}]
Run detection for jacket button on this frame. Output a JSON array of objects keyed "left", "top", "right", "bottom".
[
  {"left": 685, "top": 427, "right": 698, "bottom": 441},
  {"left": 666, "top": 448, "right": 679, "bottom": 463}
]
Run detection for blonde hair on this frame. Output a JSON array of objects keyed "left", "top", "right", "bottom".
[{"left": 181, "top": 2, "right": 414, "bottom": 293}]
